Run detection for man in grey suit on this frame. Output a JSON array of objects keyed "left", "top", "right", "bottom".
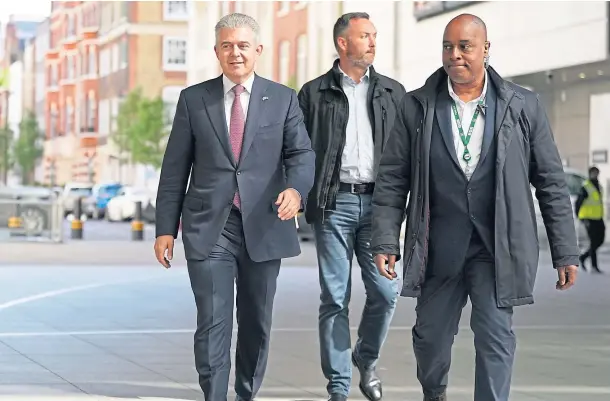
[
  {"left": 153, "top": 13, "right": 315, "bottom": 401},
  {"left": 371, "top": 14, "right": 578, "bottom": 401}
]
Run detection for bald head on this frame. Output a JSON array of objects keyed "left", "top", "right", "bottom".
[
  {"left": 445, "top": 13, "right": 487, "bottom": 40},
  {"left": 442, "top": 13, "right": 490, "bottom": 85}
]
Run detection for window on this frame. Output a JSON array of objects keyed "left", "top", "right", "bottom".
[
  {"left": 65, "top": 100, "right": 73, "bottom": 134},
  {"left": 87, "top": 91, "right": 96, "bottom": 130},
  {"left": 296, "top": 34, "right": 307, "bottom": 88},
  {"left": 120, "top": 38, "right": 128, "bottom": 69},
  {"left": 88, "top": 46, "right": 96, "bottom": 75},
  {"left": 68, "top": 55, "right": 74, "bottom": 79},
  {"left": 163, "top": 37, "right": 187, "bottom": 71},
  {"left": 163, "top": 1, "right": 189, "bottom": 20},
  {"left": 277, "top": 1, "right": 290, "bottom": 16},
  {"left": 68, "top": 14, "right": 75, "bottom": 37},
  {"left": 112, "top": 43, "right": 119, "bottom": 72},
  {"left": 278, "top": 40, "right": 290, "bottom": 85},
  {"left": 221, "top": 2, "right": 230, "bottom": 17},
  {"left": 100, "top": 48, "right": 110, "bottom": 76},
  {"left": 98, "top": 99, "right": 110, "bottom": 135}
]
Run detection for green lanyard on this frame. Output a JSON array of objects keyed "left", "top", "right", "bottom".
[{"left": 450, "top": 99, "right": 485, "bottom": 164}]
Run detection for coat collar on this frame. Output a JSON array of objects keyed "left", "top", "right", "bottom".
[{"left": 318, "top": 58, "right": 393, "bottom": 92}]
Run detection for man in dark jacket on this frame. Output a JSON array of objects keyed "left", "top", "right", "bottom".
[
  {"left": 298, "top": 12, "right": 406, "bottom": 401},
  {"left": 371, "top": 14, "right": 579, "bottom": 401},
  {"left": 575, "top": 166, "right": 605, "bottom": 273}
]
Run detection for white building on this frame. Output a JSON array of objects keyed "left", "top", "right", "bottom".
[
  {"left": 397, "top": 0, "right": 610, "bottom": 192},
  {"left": 187, "top": 1, "right": 275, "bottom": 85}
]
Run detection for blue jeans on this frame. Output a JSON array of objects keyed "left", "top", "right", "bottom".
[{"left": 313, "top": 192, "right": 399, "bottom": 396}]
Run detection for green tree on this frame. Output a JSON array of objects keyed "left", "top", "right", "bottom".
[
  {"left": 13, "top": 111, "right": 43, "bottom": 185},
  {"left": 285, "top": 75, "right": 299, "bottom": 92},
  {"left": 113, "top": 87, "right": 168, "bottom": 171},
  {"left": 0, "top": 126, "right": 13, "bottom": 184}
]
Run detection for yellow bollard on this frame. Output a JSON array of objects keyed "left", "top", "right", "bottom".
[
  {"left": 8, "top": 216, "right": 22, "bottom": 229},
  {"left": 71, "top": 219, "right": 83, "bottom": 239}
]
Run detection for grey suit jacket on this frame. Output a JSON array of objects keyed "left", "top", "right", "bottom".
[{"left": 155, "top": 74, "right": 315, "bottom": 262}]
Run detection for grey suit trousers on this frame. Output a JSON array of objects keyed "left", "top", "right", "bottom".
[
  {"left": 187, "top": 207, "right": 281, "bottom": 401},
  {"left": 412, "top": 233, "right": 517, "bottom": 401}
]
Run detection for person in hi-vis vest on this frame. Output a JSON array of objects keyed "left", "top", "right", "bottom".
[{"left": 575, "top": 166, "right": 605, "bottom": 273}]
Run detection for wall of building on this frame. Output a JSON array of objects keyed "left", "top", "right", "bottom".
[
  {"left": 187, "top": 1, "right": 274, "bottom": 85},
  {"left": 398, "top": 1, "right": 609, "bottom": 90},
  {"left": 590, "top": 92, "right": 610, "bottom": 196}
]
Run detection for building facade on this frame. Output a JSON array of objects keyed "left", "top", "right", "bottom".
[
  {"left": 273, "top": 1, "right": 308, "bottom": 88},
  {"left": 398, "top": 0, "right": 610, "bottom": 190},
  {"left": 42, "top": 0, "right": 189, "bottom": 187},
  {"left": 187, "top": 1, "right": 275, "bottom": 86}
]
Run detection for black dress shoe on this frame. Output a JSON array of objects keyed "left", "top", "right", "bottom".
[
  {"left": 328, "top": 394, "right": 347, "bottom": 401},
  {"left": 424, "top": 392, "right": 447, "bottom": 401},
  {"left": 351, "top": 353, "right": 382, "bottom": 401}
]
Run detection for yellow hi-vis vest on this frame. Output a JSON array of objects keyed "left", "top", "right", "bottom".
[{"left": 578, "top": 180, "right": 604, "bottom": 220}]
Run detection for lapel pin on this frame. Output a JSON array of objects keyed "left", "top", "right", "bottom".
[{"left": 262, "top": 96, "right": 269, "bottom": 101}]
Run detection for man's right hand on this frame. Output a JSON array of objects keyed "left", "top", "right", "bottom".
[
  {"left": 154, "top": 235, "right": 175, "bottom": 269},
  {"left": 374, "top": 254, "right": 397, "bottom": 280}
]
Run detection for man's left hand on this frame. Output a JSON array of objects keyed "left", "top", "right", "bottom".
[
  {"left": 556, "top": 265, "right": 578, "bottom": 290},
  {"left": 276, "top": 188, "right": 301, "bottom": 220}
]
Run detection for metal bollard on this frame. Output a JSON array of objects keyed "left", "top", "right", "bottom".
[
  {"left": 71, "top": 197, "right": 83, "bottom": 239},
  {"left": 131, "top": 201, "right": 144, "bottom": 241}
]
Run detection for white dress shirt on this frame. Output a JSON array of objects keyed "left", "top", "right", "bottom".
[
  {"left": 337, "top": 66, "right": 375, "bottom": 184},
  {"left": 222, "top": 73, "right": 255, "bottom": 131},
  {"left": 447, "top": 70, "right": 489, "bottom": 179}
]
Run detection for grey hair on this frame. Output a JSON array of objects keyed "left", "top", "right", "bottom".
[
  {"left": 215, "top": 13, "right": 260, "bottom": 44},
  {"left": 333, "top": 12, "right": 370, "bottom": 52}
]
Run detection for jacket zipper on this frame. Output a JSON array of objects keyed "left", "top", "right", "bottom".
[
  {"left": 320, "top": 85, "right": 349, "bottom": 221},
  {"left": 403, "top": 117, "right": 427, "bottom": 289}
]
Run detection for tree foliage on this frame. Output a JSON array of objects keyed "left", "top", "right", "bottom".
[
  {"left": 113, "top": 87, "right": 168, "bottom": 170},
  {"left": 13, "top": 111, "right": 43, "bottom": 184}
]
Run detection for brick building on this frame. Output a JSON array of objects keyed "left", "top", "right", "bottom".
[
  {"left": 42, "top": 1, "right": 189, "bottom": 186},
  {"left": 272, "top": 1, "right": 308, "bottom": 89}
]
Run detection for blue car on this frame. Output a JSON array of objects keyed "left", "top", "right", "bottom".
[{"left": 85, "top": 183, "right": 123, "bottom": 219}]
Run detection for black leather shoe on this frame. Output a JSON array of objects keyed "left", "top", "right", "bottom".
[
  {"left": 424, "top": 392, "right": 447, "bottom": 401},
  {"left": 351, "top": 353, "right": 382, "bottom": 401},
  {"left": 328, "top": 394, "right": 347, "bottom": 401}
]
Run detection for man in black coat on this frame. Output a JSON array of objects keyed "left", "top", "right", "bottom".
[{"left": 371, "top": 14, "right": 579, "bottom": 401}]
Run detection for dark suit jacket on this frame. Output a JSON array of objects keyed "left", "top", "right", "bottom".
[{"left": 155, "top": 74, "right": 315, "bottom": 262}]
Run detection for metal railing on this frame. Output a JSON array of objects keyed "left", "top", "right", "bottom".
[{"left": 0, "top": 197, "right": 64, "bottom": 243}]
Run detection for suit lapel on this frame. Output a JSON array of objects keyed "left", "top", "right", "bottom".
[
  {"left": 436, "top": 89, "right": 462, "bottom": 170},
  {"left": 203, "top": 76, "right": 235, "bottom": 165},
  {"left": 239, "top": 75, "right": 270, "bottom": 165}
]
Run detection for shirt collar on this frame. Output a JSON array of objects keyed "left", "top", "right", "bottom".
[
  {"left": 223, "top": 73, "right": 255, "bottom": 95},
  {"left": 447, "top": 69, "right": 488, "bottom": 104},
  {"left": 337, "top": 65, "right": 370, "bottom": 84}
]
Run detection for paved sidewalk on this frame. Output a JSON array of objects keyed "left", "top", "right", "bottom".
[
  {"left": 0, "top": 250, "right": 609, "bottom": 400},
  {"left": 0, "top": 239, "right": 319, "bottom": 267}
]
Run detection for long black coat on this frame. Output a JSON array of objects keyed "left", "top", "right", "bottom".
[{"left": 371, "top": 66, "right": 579, "bottom": 307}]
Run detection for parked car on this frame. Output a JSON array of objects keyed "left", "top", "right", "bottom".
[
  {"left": 0, "top": 184, "right": 55, "bottom": 236},
  {"left": 61, "top": 182, "right": 93, "bottom": 217},
  {"left": 105, "top": 186, "right": 155, "bottom": 222},
  {"left": 83, "top": 182, "right": 122, "bottom": 219}
]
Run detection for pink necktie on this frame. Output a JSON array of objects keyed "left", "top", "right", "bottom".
[{"left": 230, "top": 84, "right": 245, "bottom": 209}]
